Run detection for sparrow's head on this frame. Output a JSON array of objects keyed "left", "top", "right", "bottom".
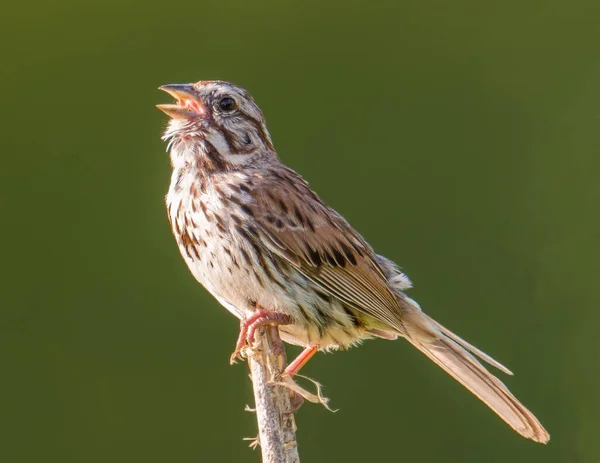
[{"left": 158, "top": 80, "right": 275, "bottom": 167}]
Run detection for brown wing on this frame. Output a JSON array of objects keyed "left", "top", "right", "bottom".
[{"left": 246, "top": 167, "right": 404, "bottom": 331}]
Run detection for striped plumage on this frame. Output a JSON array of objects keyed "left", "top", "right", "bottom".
[{"left": 158, "top": 80, "right": 549, "bottom": 443}]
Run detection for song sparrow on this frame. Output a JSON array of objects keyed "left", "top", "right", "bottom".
[{"left": 157, "top": 80, "right": 549, "bottom": 443}]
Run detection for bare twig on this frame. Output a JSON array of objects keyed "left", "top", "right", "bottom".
[{"left": 247, "top": 325, "right": 300, "bottom": 463}]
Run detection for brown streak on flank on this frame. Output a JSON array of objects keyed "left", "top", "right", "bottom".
[
  {"left": 268, "top": 253, "right": 283, "bottom": 274},
  {"left": 317, "top": 321, "right": 326, "bottom": 338},
  {"left": 229, "top": 195, "right": 254, "bottom": 217},
  {"left": 297, "top": 304, "right": 309, "bottom": 321},
  {"left": 261, "top": 254, "right": 287, "bottom": 291},
  {"left": 214, "top": 184, "right": 227, "bottom": 201},
  {"left": 236, "top": 225, "right": 269, "bottom": 289},
  {"left": 252, "top": 269, "right": 265, "bottom": 288},
  {"left": 240, "top": 247, "right": 252, "bottom": 266},
  {"left": 189, "top": 243, "right": 201, "bottom": 260},
  {"left": 315, "top": 306, "right": 327, "bottom": 324},
  {"left": 239, "top": 183, "right": 251, "bottom": 194},
  {"left": 314, "top": 290, "right": 332, "bottom": 304},
  {"left": 190, "top": 182, "right": 198, "bottom": 197},
  {"left": 246, "top": 225, "right": 260, "bottom": 238},
  {"left": 231, "top": 214, "right": 242, "bottom": 226},
  {"left": 200, "top": 201, "right": 208, "bottom": 218},
  {"left": 179, "top": 231, "right": 196, "bottom": 260},
  {"left": 240, "top": 204, "right": 254, "bottom": 217},
  {"left": 215, "top": 213, "right": 226, "bottom": 233},
  {"left": 342, "top": 304, "right": 361, "bottom": 327},
  {"left": 266, "top": 253, "right": 289, "bottom": 290}
]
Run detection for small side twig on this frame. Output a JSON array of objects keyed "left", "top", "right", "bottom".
[{"left": 248, "top": 325, "right": 300, "bottom": 463}]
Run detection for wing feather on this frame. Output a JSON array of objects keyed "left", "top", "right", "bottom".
[{"left": 247, "top": 169, "right": 404, "bottom": 331}]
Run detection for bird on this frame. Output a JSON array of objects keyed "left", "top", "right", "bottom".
[{"left": 157, "top": 80, "right": 549, "bottom": 443}]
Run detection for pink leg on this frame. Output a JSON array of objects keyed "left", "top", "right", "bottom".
[
  {"left": 284, "top": 346, "right": 319, "bottom": 376},
  {"left": 230, "top": 309, "right": 292, "bottom": 364}
]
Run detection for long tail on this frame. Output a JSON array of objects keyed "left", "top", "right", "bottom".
[{"left": 402, "top": 307, "right": 550, "bottom": 443}]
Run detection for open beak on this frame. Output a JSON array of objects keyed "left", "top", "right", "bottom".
[{"left": 157, "top": 84, "right": 209, "bottom": 119}]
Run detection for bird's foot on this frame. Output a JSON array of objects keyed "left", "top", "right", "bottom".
[{"left": 230, "top": 309, "right": 292, "bottom": 364}]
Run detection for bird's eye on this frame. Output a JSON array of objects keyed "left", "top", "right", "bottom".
[{"left": 218, "top": 96, "right": 237, "bottom": 112}]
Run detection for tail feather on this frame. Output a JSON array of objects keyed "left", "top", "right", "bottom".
[
  {"left": 402, "top": 310, "right": 549, "bottom": 443},
  {"left": 429, "top": 317, "right": 513, "bottom": 375}
]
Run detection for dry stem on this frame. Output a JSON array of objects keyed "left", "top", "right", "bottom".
[{"left": 247, "top": 325, "right": 300, "bottom": 463}]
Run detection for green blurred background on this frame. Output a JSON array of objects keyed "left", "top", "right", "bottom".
[{"left": 1, "top": 0, "right": 598, "bottom": 461}]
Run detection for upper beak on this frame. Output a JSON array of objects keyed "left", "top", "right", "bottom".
[{"left": 157, "top": 84, "right": 208, "bottom": 119}]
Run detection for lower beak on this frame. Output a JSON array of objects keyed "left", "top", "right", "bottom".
[{"left": 157, "top": 84, "right": 208, "bottom": 119}]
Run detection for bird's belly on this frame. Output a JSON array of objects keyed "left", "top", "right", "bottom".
[
  {"left": 178, "top": 230, "right": 370, "bottom": 349},
  {"left": 174, "top": 215, "right": 297, "bottom": 318}
]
